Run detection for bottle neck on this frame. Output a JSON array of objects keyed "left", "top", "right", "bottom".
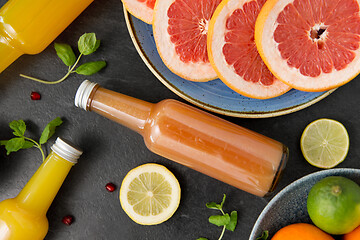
[
  {"left": 87, "top": 86, "right": 154, "bottom": 135},
  {"left": 16, "top": 151, "right": 74, "bottom": 216}
]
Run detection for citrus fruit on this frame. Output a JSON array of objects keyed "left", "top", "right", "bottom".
[
  {"left": 207, "top": 0, "right": 292, "bottom": 99},
  {"left": 122, "top": 0, "right": 156, "bottom": 24},
  {"left": 153, "top": 0, "right": 221, "bottom": 82},
  {"left": 300, "top": 118, "right": 349, "bottom": 169},
  {"left": 344, "top": 225, "right": 360, "bottom": 240},
  {"left": 271, "top": 223, "right": 334, "bottom": 240},
  {"left": 119, "top": 163, "right": 181, "bottom": 225},
  {"left": 307, "top": 176, "right": 360, "bottom": 235},
  {"left": 255, "top": 0, "right": 360, "bottom": 91}
]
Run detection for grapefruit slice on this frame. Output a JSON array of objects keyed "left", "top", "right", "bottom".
[
  {"left": 255, "top": 0, "right": 360, "bottom": 91},
  {"left": 153, "top": 0, "right": 221, "bottom": 82},
  {"left": 208, "top": 0, "right": 292, "bottom": 99},
  {"left": 122, "top": 0, "right": 156, "bottom": 24}
]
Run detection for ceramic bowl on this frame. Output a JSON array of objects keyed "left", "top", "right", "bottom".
[{"left": 249, "top": 168, "right": 360, "bottom": 239}]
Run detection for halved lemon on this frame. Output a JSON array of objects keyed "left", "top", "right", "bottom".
[
  {"left": 119, "top": 163, "right": 181, "bottom": 225},
  {"left": 300, "top": 119, "right": 350, "bottom": 169}
]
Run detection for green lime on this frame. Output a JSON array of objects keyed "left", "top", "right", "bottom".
[
  {"left": 300, "top": 118, "right": 349, "bottom": 168},
  {"left": 307, "top": 176, "right": 360, "bottom": 235}
]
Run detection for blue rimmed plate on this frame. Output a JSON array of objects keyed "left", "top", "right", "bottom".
[{"left": 123, "top": 9, "right": 335, "bottom": 118}]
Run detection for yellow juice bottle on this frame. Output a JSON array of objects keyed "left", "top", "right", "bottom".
[
  {"left": 0, "top": 137, "right": 83, "bottom": 240},
  {"left": 0, "top": 0, "right": 94, "bottom": 73}
]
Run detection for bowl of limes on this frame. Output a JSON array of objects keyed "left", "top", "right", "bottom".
[{"left": 249, "top": 168, "right": 360, "bottom": 240}]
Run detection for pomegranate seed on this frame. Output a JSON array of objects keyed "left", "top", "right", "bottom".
[
  {"left": 30, "top": 92, "right": 41, "bottom": 100},
  {"left": 62, "top": 215, "right": 74, "bottom": 225},
  {"left": 105, "top": 182, "right": 116, "bottom": 192}
]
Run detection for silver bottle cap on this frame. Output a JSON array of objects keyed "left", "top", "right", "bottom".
[
  {"left": 74, "top": 80, "right": 98, "bottom": 110},
  {"left": 51, "top": 137, "right": 83, "bottom": 164}
]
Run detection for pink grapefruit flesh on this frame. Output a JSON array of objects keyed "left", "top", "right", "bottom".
[
  {"left": 208, "top": 0, "right": 291, "bottom": 99},
  {"left": 255, "top": 0, "right": 360, "bottom": 91},
  {"left": 153, "top": 0, "right": 221, "bottom": 82},
  {"left": 122, "top": 0, "right": 156, "bottom": 24}
]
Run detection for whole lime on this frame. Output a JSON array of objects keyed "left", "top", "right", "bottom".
[{"left": 307, "top": 176, "right": 360, "bottom": 235}]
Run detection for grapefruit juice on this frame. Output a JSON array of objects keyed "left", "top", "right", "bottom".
[
  {"left": 0, "top": 0, "right": 94, "bottom": 73},
  {"left": 76, "top": 81, "right": 288, "bottom": 197}
]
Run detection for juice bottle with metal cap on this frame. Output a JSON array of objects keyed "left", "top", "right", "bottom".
[
  {"left": 0, "top": 137, "right": 83, "bottom": 240},
  {"left": 75, "top": 80, "right": 288, "bottom": 197},
  {"left": 0, "top": 0, "right": 94, "bottom": 73}
]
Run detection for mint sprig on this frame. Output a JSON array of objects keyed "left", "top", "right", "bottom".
[
  {"left": 256, "top": 230, "right": 269, "bottom": 240},
  {"left": 20, "top": 33, "right": 106, "bottom": 84},
  {"left": 0, "top": 117, "right": 63, "bottom": 161},
  {"left": 197, "top": 194, "right": 238, "bottom": 240}
]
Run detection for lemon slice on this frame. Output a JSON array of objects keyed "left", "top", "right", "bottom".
[
  {"left": 119, "top": 163, "right": 181, "bottom": 225},
  {"left": 300, "top": 119, "right": 349, "bottom": 169}
]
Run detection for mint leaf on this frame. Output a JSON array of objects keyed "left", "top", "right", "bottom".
[
  {"left": 256, "top": 230, "right": 269, "bottom": 240},
  {"left": 20, "top": 32, "right": 105, "bottom": 85},
  {"left": 54, "top": 43, "right": 76, "bottom": 66},
  {"left": 206, "top": 202, "right": 221, "bottom": 210},
  {"left": 0, "top": 140, "right": 7, "bottom": 146},
  {"left": 219, "top": 194, "right": 226, "bottom": 209},
  {"left": 78, "top": 33, "right": 97, "bottom": 55},
  {"left": 206, "top": 194, "right": 226, "bottom": 211},
  {"left": 196, "top": 238, "right": 208, "bottom": 240},
  {"left": 39, "top": 117, "right": 63, "bottom": 144},
  {"left": 22, "top": 140, "right": 35, "bottom": 149},
  {"left": 94, "top": 40, "right": 100, "bottom": 52},
  {"left": 4, "top": 138, "right": 25, "bottom": 155},
  {"left": 9, "top": 120, "right": 26, "bottom": 137},
  {"left": 75, "top": 61, "right": 106, "bottom": 76},
  {"left": 225, "top": 211, "right": 237, "bottom": 231},
  {"left": 209, "top": 214, "right": 230, "bottom": 227},
  {"left": 201, "top": 194, "right": 238, "bottom": 240}
]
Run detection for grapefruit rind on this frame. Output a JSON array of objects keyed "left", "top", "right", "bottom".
[
  {"left": 208, "top": 0, "right": 292, "bottom": 99},
  {"left": 153, "top": 0, "right": 218, "bottom": 82},
  {"left": 255, "top": 0, "right": 360, "bottom": 92},
  {"left": 122, "top": 0, "right": 154, "bottom": 25}
]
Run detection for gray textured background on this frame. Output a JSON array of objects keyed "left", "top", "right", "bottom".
[{"left": 0, "top": 0, "right": 359, "bottom": 239}]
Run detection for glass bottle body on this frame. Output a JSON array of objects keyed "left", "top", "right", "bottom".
[
  {"left": 0, "top": 138, "right": 81, "bottom": 240},
  {"left": 143, "top": 99, "right": 287, "bottom": 196},
  {"left": 0, "top": 0, "right": 94, "bottom": 73},
  {"left": 86, "top": 84, "right": 288, "bottom": 197},
  {"left": 0, "top": 199, "right": 48, "bottom": 240}
]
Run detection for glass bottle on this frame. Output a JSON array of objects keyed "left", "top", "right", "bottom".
[
  {"left": 0, "top": 0, "right": 94, "bottom": 73},
  {"left": 0, "top": 137, "right": 83, "bottom": 240},
  {"left": 75, "top": 80, "right": 288, "bottom": 197}
]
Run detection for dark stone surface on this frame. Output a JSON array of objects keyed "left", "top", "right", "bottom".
[{"left": 0, "top": 0, "right": 359, "bottom": 239}]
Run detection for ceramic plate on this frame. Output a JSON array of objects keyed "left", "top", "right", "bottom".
[
  {"left": 123, "top": 9, "right": 335, "bottom": 118},
  {"left": 249, "top": 168, "right": 360, "bottom": 239}
]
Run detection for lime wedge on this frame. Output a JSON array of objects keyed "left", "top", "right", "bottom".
[{"left": 300, "top": 119, "right": 349, "bottom": 169}]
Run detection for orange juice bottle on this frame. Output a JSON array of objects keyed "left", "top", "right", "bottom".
[
  {"left": 0, "top": 137, "right": 82, "bottom": 240},
  {"left": 0, "top": 0, "right": 94, "bottom": 73},
  {"left": 75, "top": 80, "right": 288, "bottom": 197}
]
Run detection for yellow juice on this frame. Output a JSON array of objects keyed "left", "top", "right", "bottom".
[
  {"left": 0, "top": 138, "right": 82, "bottom": 240},
  {"left": 0, "top": 0, "right": 94, "bottom": 73},
  {"left": 0, "top": 199, "right": 49, "bottom": 240}
]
